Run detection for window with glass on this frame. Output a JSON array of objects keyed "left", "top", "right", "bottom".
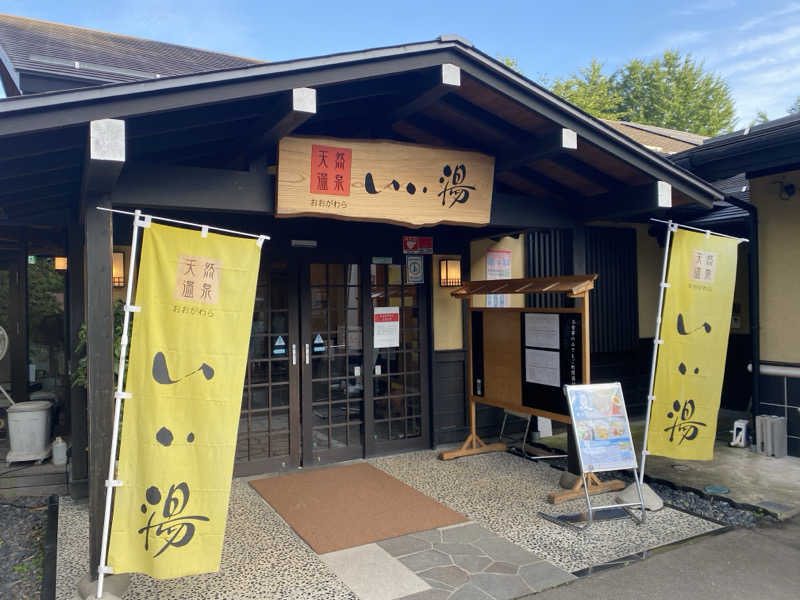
[
  {"left": 371, "top": 263, "right": 422, "bottom": 442},
  {"left": 237, "top": 261, "right": 291, "bottom": 463},
  {"left": 309, "top": 263, "right": 363, "bottom": 456}
]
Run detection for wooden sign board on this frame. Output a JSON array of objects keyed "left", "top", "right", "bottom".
[{"left": 277, "top": 136, "right": 494, "bottom": 227}]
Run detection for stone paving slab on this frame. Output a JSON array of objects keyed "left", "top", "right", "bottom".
[
  {"left": 372, "top": 451, "right": 722, "bottom": 573},
  {"left": 394, "top": 522, "right": 568, "bottom": 600},
  {"left": 321, "top": 543, "right": 429, "bottom": 600}
]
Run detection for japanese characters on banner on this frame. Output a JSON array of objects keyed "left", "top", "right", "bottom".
[
  {"left": 277, "top": 136, "right": 494, "bottom": 227},
  {"left": 565, "top": 383, "right": 637, "bottom": 473},
  {"left": 108, "top": 223, "right": 261, "bottom": 579},
  {"left": 486, "top": 249, "right": 511, "bottom": 307},
  {"left": 647, "top": 229, "right": 738, "bottom": 461}
]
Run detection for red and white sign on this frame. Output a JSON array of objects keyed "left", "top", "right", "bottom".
[
  {"left": 403, "top": 236, "right": 433, "bottom": 254},
  {"left": 373, "top": 307, "right": 400, "bottom": 348},
  {"left": 309, "top": 143, "right": 352, "bottom": 196}
]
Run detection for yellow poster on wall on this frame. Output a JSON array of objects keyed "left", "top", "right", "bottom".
[
  {"left": 647, "top": 228, "right": 739, "bottom": 461},
  {"left": 108, "top": 222, "right": 261, "bottom": 579}
]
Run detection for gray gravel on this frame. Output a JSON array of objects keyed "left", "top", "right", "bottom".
[
  {"left": 543, "top": 456, "right": 777, "bottom": 528},
  {"left": 0, "top": 495, "right": 49, "bottom": 600}
]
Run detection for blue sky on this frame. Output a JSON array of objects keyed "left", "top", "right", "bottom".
[{"left": 4, "top": 0, "right": 800, "bottom": 127}]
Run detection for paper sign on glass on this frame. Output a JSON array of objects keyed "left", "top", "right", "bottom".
[{"left": 373, "top": 307, "right": 400, "bottom": 348}]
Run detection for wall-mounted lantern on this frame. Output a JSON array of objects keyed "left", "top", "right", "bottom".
[
  {"left": 439, "top": 258, "right": 461, "bottom": 287},
  {"left": 112, "top": 251, "right": 125, "bottom": 287},
  {"left": 54, "top": 257, "right": 68, "bottom": 271}
]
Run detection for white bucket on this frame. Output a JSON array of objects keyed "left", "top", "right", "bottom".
[{"left": 7, "top": 400, "right": 52, "bottom": 462}]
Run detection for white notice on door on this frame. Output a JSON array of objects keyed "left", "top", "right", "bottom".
[
  {"left": 525, "top": 348, "right": 560, "bottom": 387},
  {"left": 373, "top": 307, "right": 400, "bottom": 348},
  {"left": 524, "top": 313, "right": 560, "bottom": 349}
]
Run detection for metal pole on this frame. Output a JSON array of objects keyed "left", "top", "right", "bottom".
[
  {"left": 95, "top": 209, "right": 143, "bottom": 599},
  {"left": 639, "top": 221, "right": 676, "bottom": 486},
  {"left": 95, "top": 206, "right": 269, "bottom": 241}
]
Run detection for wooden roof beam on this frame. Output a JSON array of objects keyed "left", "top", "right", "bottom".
[
  {"left": 582, "top": 180, "right": 672, "bottom": 220},
  {"left": 388, "top": 64, "right": 461, "bottom": 123},
  {"left": 236, "top": 87, "right": 316, "bottom": 164},
  {"left": 556, "top": 154, "right": 625, "bottom": 192},
  {"left": 81, "top": 118, "right": 125, "bottom": 198},
  {"left": 496, "top": 128, "right": 577, "bottom": 173},
  {"left": 514, "top": 165, "right": 582, "bottom": 200}
]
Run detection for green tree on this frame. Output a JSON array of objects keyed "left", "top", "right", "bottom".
[
  {"left": 750, "top": 110, "right": 769, "bottom": 126},
  {"left": 551, "top": 50, "right": 736, "bottom": 136},
  {"left": 551, "top": 59, "right": 624, "bottom": 120},
  {"left": 789, "top": 96, "right": 800, "bottom": 114},
  {"left": 498, "top": 56, "right": 522, "bottom": 73}
]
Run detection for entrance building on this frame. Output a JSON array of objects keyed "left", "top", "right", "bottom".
[{"left": 0, "top": 17, "right": 728, "bottom": 572}]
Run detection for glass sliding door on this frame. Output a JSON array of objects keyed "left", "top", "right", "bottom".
[
  {"left": 369, "top": 261, "right": 429, "bottom": 453},
  {"left": 235, "top": 258, "right": 300, "bottom": 475},
  {"left": 301, "top": 261, "right": 364, "bottom": 465}
]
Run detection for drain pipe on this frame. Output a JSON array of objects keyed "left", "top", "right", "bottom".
[{"left": 725, "top": 194, "right": 760, "bottom": 433}]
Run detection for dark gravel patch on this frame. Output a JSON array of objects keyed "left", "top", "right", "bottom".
[
  {"left": 0, "top": 496, "right": 49, "bottom": 600},
  {"left": 542, "top": 454, "right": 777, "bottom": 528}
]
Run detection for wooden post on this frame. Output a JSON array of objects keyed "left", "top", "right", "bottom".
[
  {"left": 8, "top": 236, "right": 29, "bottom": 405},
  {"left": 581, "top": 291, "right": 591, "bottom": 384},
  {"left": 81, "top": 118, "right": 125, "bottom": 581},
  {"left": 84, "top": 194, "right": 114, "bottom": 579},
  {"left": 67, "top": 218, "right": 88, "bottom": 498}
]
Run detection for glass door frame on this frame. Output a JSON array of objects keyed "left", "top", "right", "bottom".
[
  {"left": 366, "top": 255, "right": 431, "bottom": 457},
  {"left": 299, "top": 251, "right": 369, "bottom": 466},
  {"left": 234, "top": 252, "right": 302, "bottom": 476}
]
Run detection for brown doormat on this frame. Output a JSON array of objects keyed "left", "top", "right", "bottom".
[{"left": 249, "top": 462, "right": 467, "bottom": 554}]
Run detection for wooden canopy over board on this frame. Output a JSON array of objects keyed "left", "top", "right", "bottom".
[{"left": 450, "top": 275, "right": 597, "bottom": 298}]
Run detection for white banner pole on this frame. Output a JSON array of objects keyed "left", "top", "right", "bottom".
[
  {"left": 638, "top": 220, "right": 676, "bottom": 486},
  {"left": 96, "top": 209, "right": 146, "bottom": 599}
]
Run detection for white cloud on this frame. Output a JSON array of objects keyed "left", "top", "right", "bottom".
[
  {"left": 738, "top": 1, "right": 800, "bottom": 30},
  {"left": 673, "top": 0, "right": 738, "bottom": 16},
  {"left": 728, "top": 24, "right": 800, "bottom": 57},
  {"left": 643, "top": 30, "right": 711, "bottom": 57}
]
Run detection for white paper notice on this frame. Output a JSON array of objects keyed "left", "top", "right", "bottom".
[
  {"left": 525, "top": 348, "right": 560, "bottom": 387},
  {"left": 524, "top": 313, "right": 560, "bottom": 349},
  {"left": 373, "top": 307, "right": 400, "bottom": 348}
]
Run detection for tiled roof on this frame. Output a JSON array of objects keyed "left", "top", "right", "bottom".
[
  {"left": 602, "top": 120, "right": 707, "bottom": 154},
  {"left": 0, "top": 13, "right": 265, "bottom": 88}
]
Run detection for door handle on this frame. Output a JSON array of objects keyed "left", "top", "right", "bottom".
[
  {"left": 305, "top": 343, "right": 310, "bottom": 365},
  {"left": 292, "top": 343, "right": 297, "bottom": 366}
]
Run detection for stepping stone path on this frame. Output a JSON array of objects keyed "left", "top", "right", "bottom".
[{"left": 378, "top": 523, "right": 576, "bottom": 599}]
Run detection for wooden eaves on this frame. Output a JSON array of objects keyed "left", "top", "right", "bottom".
[{"left": 450, "top": 274, "right": 597, "bottom": 299}]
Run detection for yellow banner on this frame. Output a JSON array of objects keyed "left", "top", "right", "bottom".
[
  {"left": 647, "top": 228, "right": 738, "bottom": 460},
  {"left": 108, "top": 222, "right": 261, "bottom": 579}
]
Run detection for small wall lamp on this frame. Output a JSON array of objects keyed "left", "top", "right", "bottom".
[
  {"left": 112, "top": 251, "right": 125, "bottom": 287},
  {"left": 439, "top": 258, "right": 461, "bottom": 287},
  {"left": 54, "top": 257, "right": 68, "bottom": 271}
]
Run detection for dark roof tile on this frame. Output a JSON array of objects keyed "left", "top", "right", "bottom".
[{"left": 0, "top": 13, "right": 265, "bottom": 87}]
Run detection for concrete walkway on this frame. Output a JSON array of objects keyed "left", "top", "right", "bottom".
[
  {"left": 529, "top": 516, "right": 800, "bottom": 599},
  {"left": 537, "top": 416, "right": 800, "bottom": 519}
]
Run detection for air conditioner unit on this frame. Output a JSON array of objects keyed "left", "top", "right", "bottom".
[{"left": 755, "top": 415, "right": 787, "bottom": 458}]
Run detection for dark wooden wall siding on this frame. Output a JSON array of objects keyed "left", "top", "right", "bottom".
[
  {"left": 722, "top": 334, "right": 753, "bottom": 411},
  {"left": 432, "top": 350, "right": 467, "bottom": 444},
  {"left": 525, "top": 229, "right": 573, "bottom": 308},
  {"left": 585, "top": 227, "right": 639, "bottom": 353}
]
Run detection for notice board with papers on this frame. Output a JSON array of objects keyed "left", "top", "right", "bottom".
[
  {"left": 521, "top": 312, "right": 583, "bottom": 417},
  {"left": 470, "top": 307, "right": 585, "bottom": 423}
]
